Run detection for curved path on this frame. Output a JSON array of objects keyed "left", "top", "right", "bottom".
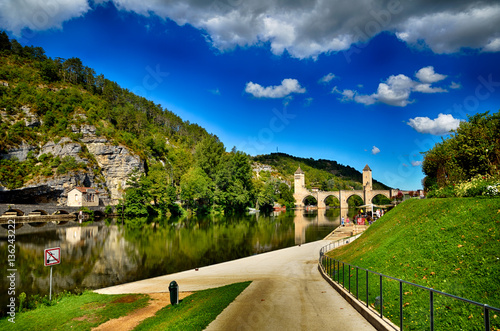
[{"left": 96, "top": 240, "right": 375, "bottom": 330}]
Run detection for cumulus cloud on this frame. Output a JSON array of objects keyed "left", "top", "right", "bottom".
[
  {"left": 319, "top": 73, "right": 336, "bottom": 84},
  {"left": 407, "top": 113, "right": 462, "bottom": 135},
  {"left": 371, "top": 146, "right": 381, "bottom": 155},
  {"left": 1, "top": 1, "right": 499, "bottom": 58},
  {"left": 395, "top": 5, "right": 500, "bottom": 54},
  {"left": 411, "top": 161, "right": 423, "bottom": 166},
  {"left": 450, "top": 81, "right": 462, "bottom": 89},
  {"left": 245, "top": 78, "right": 306, "bottom": 98},
  {"left": 334, "top": 66, "right": 450, "bottom": 107},
  {"left": 415, "top": 66, "right": 447, "bottom": 84},
  {"left": 0, "top": 0, "right": 90, "bottom": 35}
]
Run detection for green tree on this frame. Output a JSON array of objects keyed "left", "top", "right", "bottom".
[
  {"left": 194, "top": 135, "right": 224, "bottom": 180},
  {"left": 422, "top": 111, "right": 500, "bottom": 191},
  {"left": 180, "top": 167, "right": 214, "bottom": 212},
  {"left": 0, "top": 31, "right": 11, "bottom": 51}
]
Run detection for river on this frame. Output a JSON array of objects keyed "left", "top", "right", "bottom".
[{"left": 0, "top": 208, "right": 356, "bottom": 314}]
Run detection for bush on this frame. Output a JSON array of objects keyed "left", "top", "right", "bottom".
[{"left": 427, "top": 174, "right": 500, "bottom": 198}]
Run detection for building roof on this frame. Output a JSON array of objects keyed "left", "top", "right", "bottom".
[
  {"left": 295, "top": 166, "right": 305, "bottom": 174},
  {"left": 72, "top": 187, "right": 98, "bottom": 194},
  {"left": 363, "top": 164, "right": 372, "bottom": 171}
]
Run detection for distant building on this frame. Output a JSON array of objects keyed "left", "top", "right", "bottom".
[{"left": 67, "top": 187, "right": 99, "bottom": 207}]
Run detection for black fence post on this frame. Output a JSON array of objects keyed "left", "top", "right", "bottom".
[
  {"left": 400, "top": 281, "right": 403, "bottom": 330},
  {"left": 356, "top": 268, "right": 359, "bottom": 299},
  {"left": 484, "top": 305, "right": 490, "bottom": 331},
  {"left": 366, "top": 270, "right": 369, "bottom": 308},
  {"left": 380, "top": 275, "right": 383, "bottom": 318},
  {"left": 430, "top": 290, "right": 434, "bottom": 331}
]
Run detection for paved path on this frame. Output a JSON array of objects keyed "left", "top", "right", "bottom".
[{"left": 96, "top": 239, "right": 375, "bottom": 330}]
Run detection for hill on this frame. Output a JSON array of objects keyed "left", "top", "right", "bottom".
[
  {"left": 253, "top": 152, "right": 391, "bottom": 190},
  {"left": 327, "top": 197, "right": 500, "bottom": 329}
]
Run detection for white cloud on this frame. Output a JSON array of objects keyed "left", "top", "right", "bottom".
[
  {"left": 335, "top": 66, "right": 451, "bottom": 107},
  {"left": 319, "top": 73, "right": 336, "bottom": 84},
  {"left": 0, "top": 0, "right": 90, "bottom": 35},
  {"left": 407, "top": 113, "right": 462, "bottom": 135},
  {"left": 245, "top": 78, "right": 306, "bottom": 98},
  {"left": 2, "top": 1, "right": 500, "bottom": 58},
  {"left": 483, "top": 38, "right": 500, "bottom": 52},
  {"left": 413, "top": 84, "right": 447, "bottom": 94},
  {"left": 395, "top": 5, "right": 500, "bottom": 54},
  {"left": 354, "top": 94, "right": 376, "bottom": 106},
  {"left": 450, "top": 81, "right": 462, "bottom": 89},
  {"left": 415, "top": 66, "right": 447, "bottom": 84},
  {"left": 411, "top": 161, "right": 422, "bottom": 166},
  {"left": 375, "top": 74, "right": 415, "bottom": 107},
  {"left": 371, "top": 146, "right": 380, "bottom": 155}
]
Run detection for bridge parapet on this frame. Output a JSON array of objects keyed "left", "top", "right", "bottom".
[{"left": 0, "top": 203, "right": 105, "bottom": 216}]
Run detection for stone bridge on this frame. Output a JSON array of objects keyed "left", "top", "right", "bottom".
[
  {"left": 293, "top": 165, "right": 396, "bottom": 209},
  {"left": 0, "top": 203, "right": 105, "bottom": 217}
]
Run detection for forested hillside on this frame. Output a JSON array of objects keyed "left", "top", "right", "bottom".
[
  {"left": 0, "top": 32, "right": 387, "bottom": 215},
  {"left": 253, "top": 153, "right": 390, "bottom": 190}
]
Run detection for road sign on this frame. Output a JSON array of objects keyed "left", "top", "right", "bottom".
[{"left": 44, "top": 247, "right": 61, "bottom": 266}]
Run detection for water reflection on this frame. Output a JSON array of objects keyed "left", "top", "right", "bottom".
[{"left": 0, "top": 209, "right": 347, "bottom": 314}]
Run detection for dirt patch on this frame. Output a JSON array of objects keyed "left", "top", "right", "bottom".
[
  {"left": 73, "top": 315, "right": 89, "bottom": 322},
  {"left": 92, "top": 292, "right": 193, "bottom": 331},
  {"left": 112, "top": 295, "right": 138, "bottom": 304},
  {"left": 81, "top": 302, "right": 106, "bottom": 310}
]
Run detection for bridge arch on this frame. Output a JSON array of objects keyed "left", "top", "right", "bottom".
[
  {"left": 323, "top": 195, "right": 340, "bottom": 208},
  {"left": 2, "top": 209, "right": 24, "bottom": 216},
  {"left": 29, "top": 209, "right": 49, "bottom": 216},
  {"left": 302, "top": 195, "right": 317, "bottom": 206},
  {"left": 370, "top": 193, "right": 392, "bottom": 205}
]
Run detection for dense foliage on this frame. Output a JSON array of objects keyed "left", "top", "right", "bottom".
[{"left": 422, "top": 111, "right": 500, "bottom": 196}]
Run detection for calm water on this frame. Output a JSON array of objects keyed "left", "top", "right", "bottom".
[{"left": 0, "top": 209, "right": 344, "bottom": 314}]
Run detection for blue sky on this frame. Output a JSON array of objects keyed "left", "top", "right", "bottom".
[{"left": 2, "top": 0, "right": 500, "bottom": 190}]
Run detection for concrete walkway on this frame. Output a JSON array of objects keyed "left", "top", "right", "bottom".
[{"left": 96, "top": 239, "right": 375, "bottom": 330}]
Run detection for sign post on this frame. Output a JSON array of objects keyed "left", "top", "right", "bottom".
[{"left": 44, "top": 247, "right": 61, "bottom": 301}]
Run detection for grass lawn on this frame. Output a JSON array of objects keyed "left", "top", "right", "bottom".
[
  {"left": 0, "top": 291, "right": 149, "bottom": 331},
  {"left": 134, "top": 281, "right": 252, "bottom": 331},
  {"left": 326, "top": 198, "right": 500, "bottom": 330},
  {"left": 0, "top": 282, "right": 251, "bottom": 331}
]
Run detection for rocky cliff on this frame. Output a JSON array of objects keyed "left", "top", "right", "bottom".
[{"left": 0, "top": 114, "right": 144, "bottom": 205}]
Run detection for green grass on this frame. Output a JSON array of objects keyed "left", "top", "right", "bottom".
[
  {"left": 134, "top": 281, "right": 252, "bottom": 331},
  {"left": 326, "top": 198, "right": 500, "bottom": 330},
  {"left": 0, "top": 291, "right": 149, "bottom": 331}
]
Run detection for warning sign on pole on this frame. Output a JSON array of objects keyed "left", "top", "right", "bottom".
[{"left": 44, "top": 247, "right": 61, "bottom": 266}]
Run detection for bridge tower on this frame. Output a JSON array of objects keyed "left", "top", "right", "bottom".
[
  {"left": 363, "top": 164, "right": 372, "bottom": 204},
  {"left": 294, "top": 166, "right": 306, "bottom": 194},
  {"left": 363, "top": 164, "right": 372, "bottom": 191}
]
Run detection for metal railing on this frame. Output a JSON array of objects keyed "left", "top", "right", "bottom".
[
  {"left": 319, "top": 251, "right": 500, "bottom": 330},
  {"left": 319, "top": 233, "right": 362, "bottom": 256}
]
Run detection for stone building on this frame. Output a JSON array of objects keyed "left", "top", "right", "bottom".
[{"left": 67, "top": 187, "right": 99, "bottom": 207}]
